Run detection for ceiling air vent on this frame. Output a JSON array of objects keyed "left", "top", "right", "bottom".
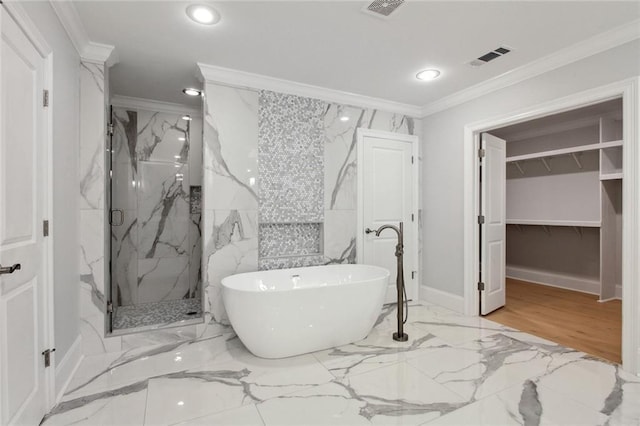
[
  {"left": 363, "top": 0, "right": 405, "bottom": 18},
  {"left": 469, "top": 46, "right": 512, "bottom": 67}
]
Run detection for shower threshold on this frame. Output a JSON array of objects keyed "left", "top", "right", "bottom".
[{"left": 112, "top": 298, "right": 203, "bottom": 333}]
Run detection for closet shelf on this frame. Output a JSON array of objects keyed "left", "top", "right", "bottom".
[
  {"left": 600, "top": 172, "right": 623, "bottom": 181},
  {"left": 506, "top": 140, "right": 622, "bottom": 163},
  {"left": 506, "top": 219, "right": 601, "bottom": 228}
]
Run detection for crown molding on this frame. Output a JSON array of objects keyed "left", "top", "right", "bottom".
[
  {"left": 111, "top": 95, "right": 202, "bottom": 117},
  {"left": 420, "top": 19, "right": 640, "bottom": 117},
  {"left": 3, "top": 1, "right": 52, "bottom": 56},
  {"left": 197, "top": 63, "right": 422, "bottom": 117},
  {"left": 49, "top": 0, "right": 117, "bottom": 66}
]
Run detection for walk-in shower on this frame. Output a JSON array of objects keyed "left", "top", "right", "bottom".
[{"left": 108, "top": 105, "right": 203, "bottom": 332}]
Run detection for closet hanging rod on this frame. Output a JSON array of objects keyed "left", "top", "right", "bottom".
[{"left": 506, "top": 140, "right": 622, "bottom": 163}]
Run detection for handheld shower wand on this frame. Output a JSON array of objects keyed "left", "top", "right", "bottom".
[{"left": 365, "top": 222, "right": 409, "bottom": 342}]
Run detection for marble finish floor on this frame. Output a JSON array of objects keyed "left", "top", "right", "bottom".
[
  {"left": 113, "top": 298, "right": 202, "bottom": 331},
  {"left": 44, "top": 302, "right": 639, "bottom": 425}
]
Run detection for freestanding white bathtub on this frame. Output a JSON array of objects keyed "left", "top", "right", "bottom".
[{"left": 221, "top": 264, "right": 389, "bottom": 359}]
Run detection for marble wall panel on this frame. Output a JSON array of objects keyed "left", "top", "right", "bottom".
[
  {"left": 136, "top": 110, "right": 190, "bottom": 163},
  {"left": 203, "top": 85, "right": 258, "bottom": 210},
  {"left": 137, "top": 161, "right": 190, "bottom": 259},
  {"left": 203, "top": 210, "right": 258, "bottom": 322},
  {"left": 137, "top": 257, "right": 190, "bottom": 304}
]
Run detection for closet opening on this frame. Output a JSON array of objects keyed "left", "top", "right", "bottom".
[{"left": 480, "top": 98, "right": 623, "bottom": 364}]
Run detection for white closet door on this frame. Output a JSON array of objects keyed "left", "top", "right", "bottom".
[{"left": 480, "top": 133, "right": 506, "bottom": 315}]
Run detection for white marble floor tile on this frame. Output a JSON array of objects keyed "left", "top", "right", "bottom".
[
  {"left": 313, "top": 323, "right": 449, "bottom": 379},
  {"left": 42, "top": 389, "right": 147, "bottom": 426},
  {"left": 171, "top": 404, "right": 265, "bottom": 426},
  {"left": 425, "top": 381, "right": 609, "bottom": 426},
  {"left": 257, "top": 362, "right": 467, "bottom": 426},
  {"left": 408, "top": 334, "right": 584, "bottom": 401},
  {"left": 537, "top": 358, "right": 640, "bottom": 422}
]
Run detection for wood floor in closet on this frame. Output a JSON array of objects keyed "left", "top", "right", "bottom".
[{"left": 486, "top": 278, "right": 622, "bottom": 364}]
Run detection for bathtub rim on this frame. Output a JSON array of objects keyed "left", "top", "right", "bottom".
[{"left": 221, "top": 264, "right": 391, "bottom": 293}]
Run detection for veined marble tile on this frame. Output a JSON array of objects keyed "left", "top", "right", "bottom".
[
  {"left": 408, "top": 333, "right": 585, "bottom": 402},
  {"left": 427, "top": 380, "right": 609, "bottom": 426},
  {"left": 79, "top": 285, "right": 122, "bottom": 356},
  {"left": 79, "top": 62, "right": 105, "bottom": 210},
  {"left": 313, "top": 323, "right": 449, "bottom": 380},
  {"left": 112, "top": 108, "right": 137, "bottom": 170},
  {"left": 536, "top": 358, "right": 640, "bottom": 424},
  {"left": 257, "top": 362, "right": 466, "bottom": 426},
  {"left": 138, "top": 161, "right": 190, "bottom": 259},
  {"left": 42, "top": 389, "right": 147, "bottom": 426},
  {"left": 112, "top": 210, "right": 138, "bottom": 306},
  {"left": 143, "top": 350, "right": 333, "bottom": 425},
  {"left": 136, "top": 110, "right": 190, "bottom": 163},
  {"left": 173, "top": 403, "right": 264, "bottom": 426},
  {"left": 203, "top": 84, "right": 258, "bottom": 210},
  {"left": 323, "top": 209, "right": 356, "bottom": 264},
  {"left": 137, "top": 257, "right": 190, "bottom": 304},
  {"left": 111, "top": 159, "right": 137, "bottom": 211},
  {"left": 80, "top": 209, "right": 105, "bottom": 307},
  {"left": 203, "top": 209, "right": 258, "bottom": 322},
  {"left": 189, "top": 214, "right": 202, "bottom": 297}
]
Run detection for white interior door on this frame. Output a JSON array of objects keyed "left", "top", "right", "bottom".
[
  {"left": 0, "top": 8, "right": 49, "bottom": 425},
  {"left": 361, "top": 133, "right": 415, "bottom": 303},
  {"left": 480, "top": 133, "right": 506, "bottom": 315}
]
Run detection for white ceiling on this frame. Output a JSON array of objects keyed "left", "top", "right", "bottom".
[{"left": 73, "top": 1, "right": 640, "bottom": 110}]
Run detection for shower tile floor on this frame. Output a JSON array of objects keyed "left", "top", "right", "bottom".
[
  {"left": 113, "top": 298, "right": 202, "bottom": 331},
  {"left": 43, "top": 301, "right": 639, "bottom": 425}
]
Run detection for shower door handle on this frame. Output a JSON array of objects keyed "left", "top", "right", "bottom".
[{"left": 110, "top": 209, "right": 124, "bottom": 226}]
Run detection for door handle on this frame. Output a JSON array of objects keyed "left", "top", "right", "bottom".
[{"left": 0, "top": 263, "right": 21, "bottom": 275}]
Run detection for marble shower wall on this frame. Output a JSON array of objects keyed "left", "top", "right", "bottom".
[
  {"left": 111, "top": 107, "right": 201, "bottom": 307},
  {"left": 202, "top": 85, "right": 259, "bottom": 323},
  {"left": 202, "top": 82, "right": 419, "bottom": 323},
  {"left": 78, "top": 61, "right": 113, "bottom": 356}
]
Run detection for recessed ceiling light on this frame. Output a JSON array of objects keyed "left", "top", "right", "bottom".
[
  {"left": 182, "top": 115, "right": 192, "bottom": 121},
  {"left": 182, "top": 88, "right": 202, "bottom": 97},
  {"left": 340, "top": 116, "right": 350, "bottom": 122},
  {"left": 416, "top": 69, "right": 441, "bottom": 81},
  {"left": 186, "top": 4, "right": 220, "bottom": 25}
]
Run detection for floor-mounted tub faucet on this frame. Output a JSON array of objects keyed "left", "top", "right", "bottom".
[{"left": 365, "top": 222, "right": 409, "bottom": 342}]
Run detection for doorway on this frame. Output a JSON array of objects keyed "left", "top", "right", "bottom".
[
  {"left": 356, "top": 129, "right": 419, "bottom": 303},
  {"left": 465, "top": 86, "right": 637, "bottom": 371}
]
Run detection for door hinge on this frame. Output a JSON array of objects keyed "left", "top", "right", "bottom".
[
  {"left": 411, "top": 213, "right": 414, "bottom": 222},
  {"left": 107, "top": 123, "right": 114, "bottom": 136},
  {"left": 477, "top": 215, "right": 485, "bottom": 225},
  {"left": 43, "top": 220, "right": 49, "bottom": 237},
  {"left": 477, "top": 282, "right": 485, "bottom": 291},
  {"left": 42, "top": 348, "right": 55, "bottom": 368},
  {"left": 411, "top": 156, "right": 414, "bottom": 164},
  {"left": 43, "top": 90, "right": 49, "bottom": 108},
  {"left": 107, "top": 301, "right": 114, "bottom": 314},
  {"left": 478, "top": 148, "right": 485, "bottom": 158},
  {"left": 411, "top": 271, "right": 416, "bottom": 280}
]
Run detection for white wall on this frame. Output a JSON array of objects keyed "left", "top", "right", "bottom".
[
  {"left": 421, "top": 40, "right": 640, "bottom": 297},
  {"left": 20, "top": 2, "right": 81, "bottom": 363}
]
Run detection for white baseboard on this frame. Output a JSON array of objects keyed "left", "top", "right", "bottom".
[
  {"left": 506, "top": 266, "right": 600, "bottom": 295},
  {"left": 419, "top": 285, "right": 465, "bottom": 314},
  {"left": 54, "top": 335, "right": 84, "bottom": 402},
  {"left": 616, "top": 284, "right": 622, "bottom": 299}
]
